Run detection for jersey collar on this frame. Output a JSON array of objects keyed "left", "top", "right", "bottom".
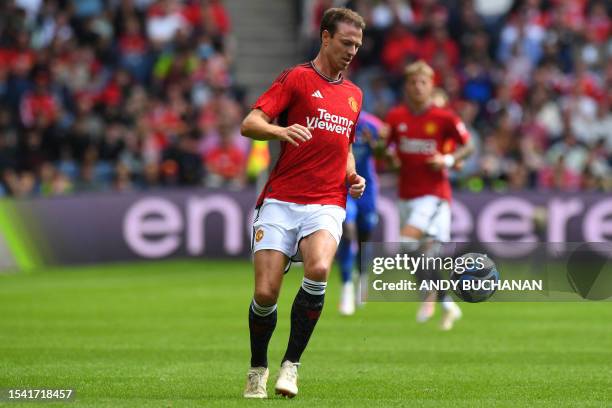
[{"left": 310, "top": 61, "right": 343, "bottom": 84}]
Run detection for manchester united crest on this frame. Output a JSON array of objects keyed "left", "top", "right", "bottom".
[
  {"left": 424, "top": 121, "right": 438, "bottom": 135},
  {"left": 348, "top": 96, "right": 358, "bottom": 113},
  {"left": 255, "top": 229, "right": 264, "bottom": 242}
]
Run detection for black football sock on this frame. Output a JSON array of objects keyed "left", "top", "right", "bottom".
[
  {"left": 282, "top": 278, "right": 326, "bottom": 364},
  {"left": 248, "top": 299, "right": 277, "bottom": 368}
]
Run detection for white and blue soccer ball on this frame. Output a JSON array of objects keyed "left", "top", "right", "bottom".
[{"left": 450, "top": 253, "right": 500, "bottom": 303}]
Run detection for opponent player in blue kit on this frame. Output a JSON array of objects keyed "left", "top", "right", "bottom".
[{"left": 337, "top": 111, "right": 387, "bottom": 315}]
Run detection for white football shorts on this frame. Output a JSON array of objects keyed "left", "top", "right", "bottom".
[
  {"left": 398, "top": 195, "right": 451, "bottom": 242},
  {"left": 252, "top": 198, "right": 346, "bottom": 260}
]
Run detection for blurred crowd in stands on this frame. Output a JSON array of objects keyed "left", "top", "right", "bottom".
[
  {"left": 0, "top": 0, "right": 609, "bottom": 198},
  {"left": 0, "top": 0, "right": 250, "bottom": 197},
  {"left": 304, "top": 0, "right": 611, "bottom": 192}
]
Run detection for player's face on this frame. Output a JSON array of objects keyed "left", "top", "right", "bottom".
[
  {"left": 323, "top": 22, "right": 362, "bottom": 72},
  {"left": 405, "top": 73, "right": 433, "bottom": 106}
]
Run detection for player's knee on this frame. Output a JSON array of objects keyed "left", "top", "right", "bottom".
[
  {"left": 400, "top": 236, "right": 421, "bottom": 252},
  {"left": 424, "top": 240, "right": 442, "bottom": 257},
  {"left": 254, "top": 287, "right": 279, "bottom": 306},
  {"left": 305, "top": 261, "right": 330, "bottom": 282}
]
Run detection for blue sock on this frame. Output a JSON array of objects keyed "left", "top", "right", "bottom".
[{"left": 337, "top": 238, "right": 355, "bottom": 284}]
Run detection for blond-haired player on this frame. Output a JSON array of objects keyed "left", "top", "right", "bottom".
[{"left": 385, "top": 60, "right": 474, "bottom": 330}]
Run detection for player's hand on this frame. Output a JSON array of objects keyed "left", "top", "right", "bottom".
[
  {"left": 347, "top": 172, "right": 366, "bottom": 199},
  {"left": 278, "top": 124, "right": 313, "bottom": 146},
  {"left": 426, "top": 153, "right": 445, "bottom": 170},
  {"left": 379, "top": 124, "right": 390, "bottom": 140},
  {"left": 452, "top": 159, "right": 465, "bottom": 171},
  {"left": 361, "top": 127, "right": 373, "bottom": 142},
  {"left": 426, "top": 152, "right": 454, "bottom": 171}
]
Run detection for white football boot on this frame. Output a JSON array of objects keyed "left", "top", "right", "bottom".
[
  {"left": 243, "top": 367, "right": 269, "bottom": 398},
  {"left": 416, "top": 301, "right": 435, "bottom": 322},
  {"left": 339, "top": 281, "right": 355, "bottom": 316},
  {"left": 440, "top": 302, "right": 462, "bottom": 331},
  {"left": 274, "top": 361, "right": 299, "bottom": 398},
  {"left": 416, "top": 292, "right": 437, "bottom": 322}
]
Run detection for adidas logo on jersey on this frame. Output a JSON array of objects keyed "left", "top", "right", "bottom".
[{"left": 311, "top": 90, "right": 323, "bottom": 99}]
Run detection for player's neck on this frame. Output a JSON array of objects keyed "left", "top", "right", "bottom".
[
  {"left": 312, "top": 54, "right": 341, "bottom": 81},
  {"left": 406, "top": 100, "right": 432, "bottom": 115}
]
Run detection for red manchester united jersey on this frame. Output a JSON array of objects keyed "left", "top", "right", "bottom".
[
  {"left": 253, "top": 62, "right": 362, "bottom": 208},
  {"left": 385, "top": 104, "right": 469, "bottom": 201}
]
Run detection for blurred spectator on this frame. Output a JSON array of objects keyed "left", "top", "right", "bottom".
[
  {"left": 146, "top": 0, "right": 189, "bottom": 46},
  {"left": 300, "top": 0, "right": 611, "bottom": 192},
  {"left": 0, "top": 0, "right": 242, "bottom": 197},
  {"left": 204, "top": 121, "right": 246, "bottom": 189},
  {"left": 0, "top": 0, "right": 610, "bottom": 196},
  {"left": 380, "top": 22, "right": 418, "bottom": 75},
  {"left": 418, "top": 26, "right": 460, "bottom": 67},
  {"left": 538, "top": 155, "right": 582, "bottom": 191}
]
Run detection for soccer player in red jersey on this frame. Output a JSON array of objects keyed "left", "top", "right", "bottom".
[
  {"left": 240, "top": 8, "right": 366, "bottom": 399},
  {"left": 385, "top": 60, "right": 474, "bottom": 330}
]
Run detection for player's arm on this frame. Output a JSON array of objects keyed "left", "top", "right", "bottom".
[
  {"left": 450, "top": 140, "right": 474, "bottom": 166},
  {"left": 426, "top": 139, "right": 474, "bottom": 171},
  {"left": 375, "top": 139, "right": 400, "bottom": 172},
  {"left": 241, "top": 109, "right": 312, "bottom": 147},
  {"left": 385, "top": 150, "right": 402, "bottom": 172},
  {"left": 379, "top": 112, "right": 401, "bottom": 171},
  {"left": 427, "top": 117, "right": 474, "bottom": 171},
  {"left": 365, "top": 124, "right": 390, "bottom": 158},
  {"left": 346, "top": 147, "right": 365, "bottom": 198}
]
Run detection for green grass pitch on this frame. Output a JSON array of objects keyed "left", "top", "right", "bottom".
[{"left": 1, "top": 260, "right": 611, "bottom": 407}]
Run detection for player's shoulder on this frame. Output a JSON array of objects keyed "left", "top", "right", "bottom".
[
  {"left": 428, "top": 105, "right": 460, "bottom": 122},
  {"left": 342, "top": 78, "right": 362, "bottom": 95},
  {"left": 272, "top": 62, "right": 312, "bottom": 84},
  {"left": 385, "top": 104, "right": 408, "bottom": 121}
]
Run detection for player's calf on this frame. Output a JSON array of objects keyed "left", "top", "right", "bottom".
[
  {"left": 248, "top": 299, "right": 277, "bottom": 368},
  {"left": 282, "top": 278, "right": 326, "bottom": 363}
]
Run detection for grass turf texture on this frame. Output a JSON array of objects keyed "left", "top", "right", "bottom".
[{"left": 0, "top": 260, "right": 610, "bottom": 407}]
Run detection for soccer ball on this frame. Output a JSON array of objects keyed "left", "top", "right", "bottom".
[{"left": 450, "top": 253, "right": 500, "bottom": 303}]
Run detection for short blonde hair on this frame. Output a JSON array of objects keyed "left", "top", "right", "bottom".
[{"left": 404, "top": 60, "right": 435, "bottom": 79}]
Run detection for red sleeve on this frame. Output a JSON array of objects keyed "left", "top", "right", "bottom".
[
  {"left": 252, "top": 67, "right": 298, "bottom": 120},
  {"left": 349, "top": 117, "right": 357, "bottom": 144},
  {"left": 446, "top": 112, "right": 470, "bottom": 145}
]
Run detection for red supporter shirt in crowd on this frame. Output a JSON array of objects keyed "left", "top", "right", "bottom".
[
  {"left": 253, "top": 62, "right": 362, "bottom": 208},
  {"left": 205, "top": 144, "right": 245, "bottom": 179},
  {"left": 20, "top": 92, "right": 59, "bottom": 127},
  {"left": 385, "top": 104, "right": 470, "bottom": 202},
  {"left": 119, "top": 34, "right": 147, "bottom": 55}
]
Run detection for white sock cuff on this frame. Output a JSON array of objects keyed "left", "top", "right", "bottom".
[
  {"left": 441, "top": 298, "right": 455, "bottom": 311},
  {"left": 251, "top": 299, "right": 277, "bottom": 317},
  {"left": 302, "top": 277, "right": 327, "bottom": 295}
]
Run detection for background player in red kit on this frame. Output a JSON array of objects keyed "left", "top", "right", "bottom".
[
  {"left": 240, "top": 8, "right": 366, "bottom": 399},
  {"left": 385, "top": 60, "right": 474, "bottom": 330}
]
